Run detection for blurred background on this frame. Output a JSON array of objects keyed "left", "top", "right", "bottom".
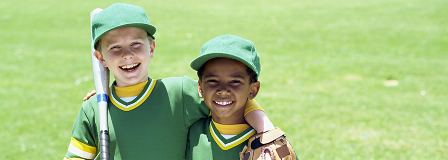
[{"left": 1, "top": 0, "right": 447, "bottom": 159}]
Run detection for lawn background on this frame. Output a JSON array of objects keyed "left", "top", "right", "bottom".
[{"left": 1, "top": 0, "right": 447, "bottom": 159}]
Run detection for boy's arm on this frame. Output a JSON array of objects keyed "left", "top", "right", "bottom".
[
  {"left": 244, "top": 99, "right": 275, "bottom": 133},
  {"left": 65, "top": 100, "right": 98, "bottom": 160},
  {"left": 83, "top": 87, "right": 275, "bottom": 133},
  {"left": 182, "top": 77, "right": 211, "bottom": 127}
]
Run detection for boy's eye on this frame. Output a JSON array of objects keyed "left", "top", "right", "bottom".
[
  {"left": 230, "top": 80, "right": 240, "bottom": 83},
  {"left": 207, "top": 79, "right": 217, "bottom": 83},
  {"left": 110, "top": 46, "right": 120, "bottom": 51},
  {"left": 230, "top": 80, "right": 242, "bottom": 85},
  {"left": 206, "top": 79, "right": 218, "bottom": 85},
  {"left": 132, "top": 42, "right": 141, "bottom": 46},
  {"left": 131, "top": 42, "right": 145, "bottom": 49}
]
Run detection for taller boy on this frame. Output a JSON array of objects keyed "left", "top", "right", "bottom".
[{"left": 64, "top": 3, "right": 274, "bottom": 160}]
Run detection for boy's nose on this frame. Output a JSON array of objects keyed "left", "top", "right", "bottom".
[
  {"left": 216, "top": 83, "right": 231, "bottom": 96},
  {"left": 122, "top": 50, "right": 134, "bottom": 60},
  {"left": 216, "top": 90, "right": 230, "bottom": 96}
]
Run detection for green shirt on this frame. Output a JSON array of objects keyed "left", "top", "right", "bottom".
[
  {"left": 65, "top": 77, "right": 209, "bottom": 160},
  {"left": 186, "top": 118, "right": 300, "bottom": 160},
  {"left": 186, "top": 117, "right": 256, "bottom": 160}
]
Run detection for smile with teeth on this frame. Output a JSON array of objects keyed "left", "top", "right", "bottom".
[
  {"left": 120, "top": 63, "right": 140, "bottom": 71},
  {"left": 215, "top": 101, "right": 233, "bottom": 106}
]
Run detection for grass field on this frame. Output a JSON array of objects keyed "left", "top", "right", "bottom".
[{"left": 1, "top": 0, "right": 447, "bottom": 159}]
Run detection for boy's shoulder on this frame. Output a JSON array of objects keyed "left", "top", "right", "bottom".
[
  {"left": 190, "top": 117, "right": 211, "bottom": 130},
  {"left": 80, "top": 94, "right": 99, "bottom": 111},
  {"left": 159, "top": 76, "right": 196, "bottom": 83},
  {"left": 158, "top": 76, "right": 197, "bottom": 90}
]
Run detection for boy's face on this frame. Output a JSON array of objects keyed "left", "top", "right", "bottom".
[
  {"left": 94, "top": 27, "right": 155, "bottom": 87},
  {"left": 198, "top": 58, "right": 260, "bottom": 124}
]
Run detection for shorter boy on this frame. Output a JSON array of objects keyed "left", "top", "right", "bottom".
[
  {"left": 66, "top": 4, "right": 274, "bottom": 160},
  {"left": 186, "top": 35, "right": 298, "bottom": 160}
]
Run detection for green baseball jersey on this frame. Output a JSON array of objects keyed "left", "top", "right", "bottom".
[
  {"left": 65, "top": 77, "right": 209, "bottom": 160},
  {"left": 186, "top": 117, "right": 256, "bottom": 160}
]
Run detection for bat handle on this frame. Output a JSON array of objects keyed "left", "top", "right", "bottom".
[
  {"left": 100, "top": 130, "right": 110, "bottom": 160},
  {"left": 97, "top": 95, "right": 109, "bottom": 159}
]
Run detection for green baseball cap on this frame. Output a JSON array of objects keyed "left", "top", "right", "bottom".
[
  {"left": 190, "top": 34, "right": 261, "bottom": 79},
  {"left": 91, "top": 3, "right": 156, "bottom": 49}
]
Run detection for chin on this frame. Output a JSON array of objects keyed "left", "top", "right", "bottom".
[{"left": 215, "top": 112, "right": 233, "bottom": 118}]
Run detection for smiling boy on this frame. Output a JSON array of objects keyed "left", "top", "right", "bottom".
[
  {"left": 186, "top": 35, "right": 298, "bottom": 160},
  {"left": 95, "top": 27, "right": 154, "bottom": 87},
  {"left": 64, "top": 3, "right": 274, "bottom": 160},
  {"left": 198, "top": 57, "right": 258, "bottom": 125}
]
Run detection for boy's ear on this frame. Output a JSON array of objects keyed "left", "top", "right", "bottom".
[
  {"left": 149, "top": 40, "right": 156, "bottom": 59},
  {"left": 197, "top": 80, "right": 203, "bottom": 98},
  {"left": 248, "top": 81, "right": 260, "bottom": 100},
  {"left": 94, "top": 50, "right": 108, "bottom": 68}
]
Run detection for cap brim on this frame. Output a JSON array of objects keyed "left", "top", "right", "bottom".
[
  {"left": 190, "top": 52, "right": 255, "bottom": 72},
  {"left": 93, "top": 23, "right": 156, "bottom": 46}
]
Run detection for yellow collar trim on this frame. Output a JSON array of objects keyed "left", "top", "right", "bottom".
[
  {"left": 209, "top": 121, "right": 255, "bottom": 150},
  {"left": 110, "top": 79, "right": 156, "bottom": 111},
  {"left": 114, "top": 81, "right": 148, "bottom": 97},
  {"left": 212, "top": 119, "right": 250, "bottom": 135}
]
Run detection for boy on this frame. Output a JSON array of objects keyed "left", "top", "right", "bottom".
[
  {"left": 64, "top": 3, "right": 274, "bottom": 160},
  {"left": 186, "top": 35, "right": 298, "bottom": 160}
]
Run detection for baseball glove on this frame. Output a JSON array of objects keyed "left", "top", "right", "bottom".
[{"left": 240, "top": 128, "right": 296, "bottom": 160}]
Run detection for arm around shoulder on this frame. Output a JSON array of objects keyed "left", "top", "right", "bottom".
[
  {"left": 244, "top": 99, "right": 275, "bottom": 133},
  {"left": 180, "top": 76, "right": 210, "bottom": 127}
]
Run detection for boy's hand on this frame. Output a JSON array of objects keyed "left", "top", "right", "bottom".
[
  {"left": 83, "top": 90, "right": 96, "bottom": 102},
  {"left": 240, "top": 128, "right": 296, "bottom": 160}
]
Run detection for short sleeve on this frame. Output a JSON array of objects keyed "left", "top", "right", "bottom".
[
  {"left": 181, "top": 76, "right": 210, "bottom": 128},
  {"left": 64, "top": 98, "right": 99, "bottom": 159}
]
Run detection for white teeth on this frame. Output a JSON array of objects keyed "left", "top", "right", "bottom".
[
  {"left": 215, "top": 101, "right": 232, "bottom": 105},
  {"left": 121, "top": 63, "right": 139, "bottom": 69}
]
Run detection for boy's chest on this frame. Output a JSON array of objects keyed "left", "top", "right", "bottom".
[
  {"left": 104, "top": 94, "right": 188, "bottom": 159},
  {"left": 188, "top": 119, "right": 251, "bottom": 160}
]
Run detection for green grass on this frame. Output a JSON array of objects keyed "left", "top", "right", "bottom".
[{"left": 1, "top": 0, "right": 447, "bottom": 159}]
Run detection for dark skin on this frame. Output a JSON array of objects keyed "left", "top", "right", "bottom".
[{"left": 197, "top": 58, "right": 260, "bottom": 125}]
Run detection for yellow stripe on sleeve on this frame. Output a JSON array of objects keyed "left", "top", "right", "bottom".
[
  {"left": 244, "top": 99, "right": 265, "bottom": 116},
  {"left": 70, "top": 137, "right": 97, "bottom": 154},
  {"left": 64, "top": 157, "right": 87, "bottom": 160}
]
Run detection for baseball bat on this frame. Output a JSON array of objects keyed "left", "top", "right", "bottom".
[{"left": 90, "top": 8, "right": 110, "bottom": 160}]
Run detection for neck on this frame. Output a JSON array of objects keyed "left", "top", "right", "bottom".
[
  {"left": 115, "top": 77, "right": 149, "bottom": 87},
  {"left": 212, "top": 119, "right": 250, "bottom": 135},
  {"left": 211, "top": 114, "right": 246, "bottom": 125},
  {"left": 114, "top": 80, "right": 149, "bottom": 97}
]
